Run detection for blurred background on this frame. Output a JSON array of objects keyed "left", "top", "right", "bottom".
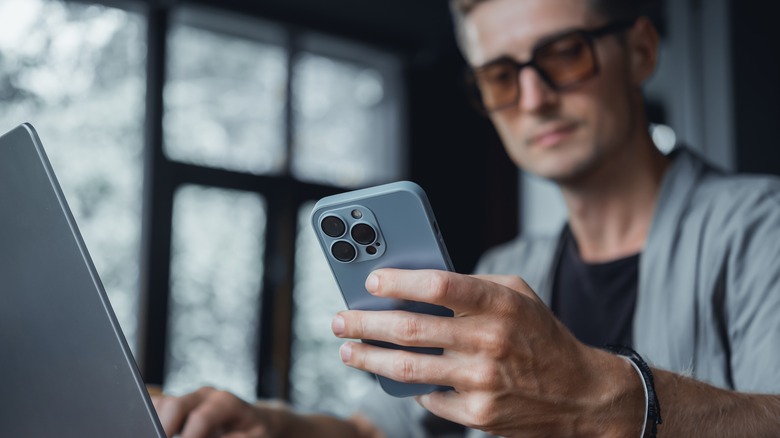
[{"left": 0, "top": 0, "right": 777, "bottom": 417}]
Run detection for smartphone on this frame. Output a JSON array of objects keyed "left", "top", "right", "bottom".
[{"left": 311, "top": 181, "right": 454, "bottom": 397}]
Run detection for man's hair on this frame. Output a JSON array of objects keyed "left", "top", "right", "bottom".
[
  {"left": 450, "top": 0, "right": 644, "bottom": 55},
  {"left": 450, "top": 0, "right": 642, "bottom": 21}
]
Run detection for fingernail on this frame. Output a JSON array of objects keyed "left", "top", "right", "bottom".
[
  {"left": 332, "top": 315, "right": 345, "bottom": 336},
  {"left": 366, "top": 273, "right": 379, "bottom": 294},
  {"left": 340, "top": 342, "right": 352, "bottom": 362}
]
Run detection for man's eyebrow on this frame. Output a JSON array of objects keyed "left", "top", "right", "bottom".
[
  {"left": 472, "top": 25, "right": 584, "bottom": 70},
  {"left": 533, "top": 26, "right": 583, "bottom": 49},
  {"left": 473, "top": 55, "right": 516, "bottom": 71}
]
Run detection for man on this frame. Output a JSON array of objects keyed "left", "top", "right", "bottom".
[{"left": 153, "top": 0, "right": 780, "bottom": 436}]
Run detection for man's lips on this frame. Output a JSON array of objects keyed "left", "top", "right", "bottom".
[{"left": 528, "top": 122, "right": 579, "bottom": 148}]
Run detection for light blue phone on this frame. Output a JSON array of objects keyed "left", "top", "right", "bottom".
[{"left": 311, "top": 181, "right": 454, "bottom": 397}]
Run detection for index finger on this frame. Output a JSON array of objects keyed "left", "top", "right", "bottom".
[{"left": 366, "top": 269, "right": 510, "bottom": 313}]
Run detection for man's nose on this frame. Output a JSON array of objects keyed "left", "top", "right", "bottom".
[{"left": 517, "top": 67, "right": 558, "bottom": 113}]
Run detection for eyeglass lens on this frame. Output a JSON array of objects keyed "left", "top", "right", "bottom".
[{"left": 473, "top": 32, "right": 596, "bottom": 111}]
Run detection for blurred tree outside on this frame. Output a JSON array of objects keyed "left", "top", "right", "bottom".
[{"left": 0, "top": 0, "right": 146, "bottom": 353}]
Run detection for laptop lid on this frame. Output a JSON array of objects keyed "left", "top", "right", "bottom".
[{"left": 0, "top": 124, "right": 165, "bottom": 437}]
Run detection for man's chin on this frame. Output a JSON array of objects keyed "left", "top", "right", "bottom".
[
  {"left": 520, "top": 144, "right": 599, "bottom": 184},
  {"left": 525, "top": 158, "right": 595, "bottom": 185}
]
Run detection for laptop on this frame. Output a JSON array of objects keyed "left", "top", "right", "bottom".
[{"left": 0, "top": 124, "right": 165, "bottom": 437}]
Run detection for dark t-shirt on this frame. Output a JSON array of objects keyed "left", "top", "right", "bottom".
[{"left": 551, "top": 226, "right": 639, "bottom": 348}]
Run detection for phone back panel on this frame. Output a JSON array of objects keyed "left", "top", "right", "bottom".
[{"left": 311, "top": 181, "right": 454, "bottom": 397}]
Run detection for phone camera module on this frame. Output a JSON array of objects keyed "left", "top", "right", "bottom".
[
  {"left": 321, "top": 215, "right": 346, "bottom": 238},
  {"left": 351, "top": 223, "right": 377, "bottom": 245},
  {"left": 331, "top": 240, "right": 357, "bottom": 262}
]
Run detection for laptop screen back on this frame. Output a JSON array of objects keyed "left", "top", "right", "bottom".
[{"left": 0, "top": 124, "right": 164, "bottom": 437}]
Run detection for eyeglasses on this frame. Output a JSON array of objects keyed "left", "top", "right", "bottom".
[{"left": 467, "top": 19, "right": 637, "bottom": 113}]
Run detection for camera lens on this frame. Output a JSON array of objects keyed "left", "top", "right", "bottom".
[
  {"left": 321, "top": 215, "right": 346, "bottom": 237},
  {"left": 331, "top": 240, "right": 357, "bottom": 262},
  {"left": 351, "top": 223, "right": 377, "bottom": 245}
]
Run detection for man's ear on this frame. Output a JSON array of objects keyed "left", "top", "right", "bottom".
[{"left": 626, "top": 17, "right": 660, "bottom": 85}]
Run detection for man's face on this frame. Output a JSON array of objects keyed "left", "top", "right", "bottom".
[{"left": 462, "top": 0, "right": 640, "bottom": 183}]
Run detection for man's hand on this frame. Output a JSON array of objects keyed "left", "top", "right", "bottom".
[
  {"left": 151, "top": 386, "right": 380, "bottom": 438},
  {"left": 152, "top": 387, "right": 284, "bottom": 438},
  {"left": 332, "top": 269, "right": 645, "bottom": 437}
]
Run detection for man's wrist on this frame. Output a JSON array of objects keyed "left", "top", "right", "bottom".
[
  {"left": 607, "top": 346, "right": 663, "bottom": 438},
  {"left": 580, "top": 346, "right": 647, "bottom": 438},
  {"left": 619, "top": 355, "right": 649, "bottom": 437}
]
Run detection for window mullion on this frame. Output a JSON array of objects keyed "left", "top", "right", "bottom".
[
  {"left": 255, "top": 28, "right": 300, "bottom": 401},
  {"left": 139, "top": 0, "right": 173, "bottom": 386}
]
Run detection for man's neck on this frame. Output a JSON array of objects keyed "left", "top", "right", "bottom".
[{"left": 560, "top": 138, "right": 669, "bottom": 263}]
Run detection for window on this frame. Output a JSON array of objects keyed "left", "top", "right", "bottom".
[
  {"left": 157, "top": 7, "right": 405, "bottom": 408},
  {"left": 164, "top": 185, "right": 267, "bottom": 401},
  {"left": 0, "top": 0, "right": 146, "bottom": 354},
  {"left": 1, "top": 0, "right": 405, "bottom": 411},
  {"left": 164, "top": 11, "right": 288, "bottom": 174},
  {"left": 291, "top": 35, "right": 404, "bottom": 187}
]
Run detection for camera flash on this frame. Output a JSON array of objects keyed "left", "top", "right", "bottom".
[{"left": 351, "top": 209, "right": 363, "bottom": 219}]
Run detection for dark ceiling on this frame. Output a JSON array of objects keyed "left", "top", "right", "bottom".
[{"left": 181, "top": 0, "right": 460, "bottom": 59}]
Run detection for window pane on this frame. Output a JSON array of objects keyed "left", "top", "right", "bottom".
[
  {"left": 290, "top": 203, "right": 372, "bottom": 417},
  {"left": 0, "top": 0, "right": 145, "bottom": 352},
  {"left": 292, "top": 40, "right": 404, "bottom": 188},
  {"left": 164, "top": 11, "right": 287, "bottom": 174},
  {"left": 165, "top": 185, "right": 266, "bottom": 401}
]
